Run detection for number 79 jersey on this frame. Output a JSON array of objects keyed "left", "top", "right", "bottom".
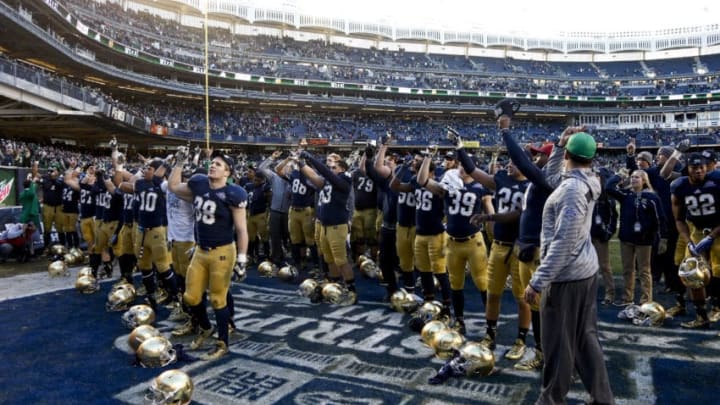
[
  {"left": 188, "top": 174, "right": 248, "bottom": 248},
  {"left": 671, "top": 171, "right": 720, "bottom": 230},
  {"left": 444, "top": 180, "right": 490, "bottom": 238}
]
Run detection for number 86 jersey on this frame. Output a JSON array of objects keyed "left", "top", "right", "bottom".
[
  {"left": 671, "top": 170, "right": 720, "bottom": 230},
  {"left": 188, "top": 174, "right": 248, "bottom": 248}
]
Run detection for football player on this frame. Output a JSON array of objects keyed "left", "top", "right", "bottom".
[
  {"left": 390, "top": 153, "right": 421, "bottom": 293},
  {"left": 94, "top": 164, "right": 124, "bottom": 279},
  {"left": 351, "top": 156, "right": 378, "bottom": 263},
  {"left": 117, "top": 159, "right": 179, "bottom": 309},
  {"left": 365, "top": 141, "right": 400, "bottom": 297},
  {"left": 169, "top": 149, "right": 249, "bottom": 360},
  {"left": 244, "top": 172, "right": 272, "bottom": 263},
  {"left": 295, "top": 149, "right": 356, "bottom": 304},
  {"left": 61, "top": 163, "right": 80, "bottom": 249},
  {"left": 65, "top": 164, "right": 96, "bottom": 254},
  {"left": 671, "top": 152, "right": 720, "bottom": 329},
  {"left": 275, "top": 151, "right": 318, "bottom": 270},
  {"left": 395, "top": 148, "right": 450, "bottom": 311},
  {"left": 37, "top": 164, "right": 65, "bottom": 250},
  {"left": 417, "top": 150, "right": 491, "bottom": 335}
]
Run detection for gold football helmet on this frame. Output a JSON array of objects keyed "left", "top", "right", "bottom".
[
  {"left": 145, "top": 369, "right": 194, "bottom": 405},
  {"left": 277, "top": 265, "right": 298, "bottom": 282},
  {"left": 48, "top": 260, "right": 69, "bottom": 277},
  {"left": 257, "top": 260, "right": 277, "bottom": 277},
  {"left": 77, "top": 266, "right": 93, "bottom": 279},
  {"left": 450, "top": 342, "right": 495, "bottom": 377},
  {"left": 321, "top": 283, "right": 344, "bottom": 304},
  {"left": 390, "top": 289, "right": 409, "bottom": 313},
  {"left": 409, "top": 300, "right": 447, "bottom": 332},
  {"left": 137, "top": 336, "right": 177, "bottom": 368},
  {"left": 128, "top": 324, "right": 161, "bottom": 352},
  {"left": 421, "top": 320, "right": 450, "bottom": 347},
  {"left": 75, "top": 274, "right": 98, "bottom": 294},
  {"left": 122, "top": 304, "right": 156, "bottom": 329},
  {"left": 50, "top": 244, "right": 68, "bottom": 256},
  {"left": 298, "top": 279, "right": 319, "bottom": 298},
  {"left": 634, "top": 301, "right": 666, "bottom": 327},
  {"left": 106, "top": 283, "right": 137, "bottom": 312},
  {"left": 431, "top": 329, "right": 465, "bottom": 359},
  {"left": 359, "top": 259, "right": 378, "bottom": 279},
  {"left": 63, "top": 253, "right": 76, "bottom": 265},
  {"left": 679, "top": 256, "right": 711, "bottom": 289}
]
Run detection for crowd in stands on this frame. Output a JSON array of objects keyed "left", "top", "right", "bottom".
[{"left": 62, "top": 0, "right": 720, "bottom": 97}]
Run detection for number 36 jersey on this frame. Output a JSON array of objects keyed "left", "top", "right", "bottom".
[
  {"left": 671, "top": 170, "right": 720, "bottom": 230},
  {"left": 188, "top": 174, "right": 248, "bottom": 248}
]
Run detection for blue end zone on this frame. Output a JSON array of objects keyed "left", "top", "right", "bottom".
[{"left": 0, "top": 268, "right": 717, "bottom": 404}]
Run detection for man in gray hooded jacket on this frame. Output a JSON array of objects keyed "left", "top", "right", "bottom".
[{"left": 524, "top": 132, "right": 614, "bottom": 405}]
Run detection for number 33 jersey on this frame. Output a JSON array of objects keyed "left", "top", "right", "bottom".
[
  {"left": 188, "top": 174, "right": 248, "bottom": 248},
  {"left": 671, "top": 170, "right": 720, "bottom": 230}
]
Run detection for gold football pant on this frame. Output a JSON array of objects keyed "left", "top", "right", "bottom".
[
  {"left": 184, "top": 243, "right": 236, "bottom": 309},
  {"left": 517, "top": 245, "right": 541, "bottom": 311},
  {"left": 396, "top": 225, "right": 416, "bottom": 273},
  {"left": 446, "top": 232, "right": 488, "bottom": 292},
  {"left": 134, "top": 226, "right": 171, "bottom": 272},
  {"left": 288, "top": 207, "right": 315, "bottom": 245},
  {"left": 487, "top": 241, "right": 521, "bottom": 300}
]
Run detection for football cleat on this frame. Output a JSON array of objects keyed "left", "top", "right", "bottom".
[
  {"left": 202, "top": 341, "right": 229, "bottom": 361},
  {"left": 452, "top": 319, "right": 467, "bottom": 336},
  {"left": 680, "top": 316, "right": 710, "bottom": 329},
  {"left": 708, "top": 307, "right": 720, "bottom": 323},
  {"left": 515, "top": 349, "right": 544, "bottom": 371},
  {"left": 168, "top": 304, "right": 190, "bottom": 322},
  {"left": 171, "top": 320, "right": 195, "bottom": 337},
  {"left": 479, "top": 334, "right": 496, "bottom": 351},
  {"left": 666, "top": 305, "right": 687, "bottom": 318},
  {"left": 504, "top": 339, "right": 527, "bottom": 360},
  {"left": 190, "top": 326, "right": 215, "bottom": 350}
]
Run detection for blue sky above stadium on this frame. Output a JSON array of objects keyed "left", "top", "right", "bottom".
[{"left": 244, "top": 0, "right": 718, "bottom": 35}]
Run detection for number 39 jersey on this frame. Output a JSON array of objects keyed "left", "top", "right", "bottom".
[
  {"left": 444, "top": 180, "right": 489, "bottom": 238},
  {"left": 410, "top": 176, "right": 445, "bottom": 236},
  {"left": 492, "top": 170, "right": 529, "bottom": 243},
  {"left": 134, "top": 176, "right": 167, "bottom": 228},
  {"left": 671, "top": 170, "right": 720, "bottom": 230},
  {"left": 188, "top": 174, "right": 248, "bottom": 248}
]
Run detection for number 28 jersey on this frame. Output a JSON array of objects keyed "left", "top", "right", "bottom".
[
  {"left": 671, "top": 170, "right": 720, "bottom": 230},
  {"left": 493, "top": 170, "right": 529, "bottom": 243},
  {"left": 188, "top": 174, "right": 248, "bottom": 248}
]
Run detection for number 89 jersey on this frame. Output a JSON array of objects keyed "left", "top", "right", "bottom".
[
  {"left": 671, "top": 171, "right": 720, "bottom": 230},
  {"left": 188, "top": 174, "right": 248, "bottom": 248},
  {"left": 444, "top": 180, "right": 490, "bottom": 238}
]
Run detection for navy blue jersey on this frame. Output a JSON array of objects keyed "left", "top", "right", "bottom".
[
  {"left": 246, "top": 181, "right": 271, "bottom": 216},
  {"left": 365, "top": 159, "right": 397, "bottom": 226},
  {"left": 352, "top": 171, "right": 378, "bottom": 210},
  {"left": 93, "top": 181, "right": 107, "bottom": 220},
  {"left": 288, "top": 170, "right": 315, "bottom": 208},
  {"left": 61, "top": 186, "right": 79, "bottom": 214},
  {"left": 102, "top": 188, "right": 123, "bottom": 222},
  {"left": 492, "top": 170, "right": 529, "bottom": 243},
  {"left": 135, "top": 177, "right": 167, "bottom": 228},
  {"left": 188, "top": 174, "right": 248, "bottom": 248},
  {"left": 411, "top": 176, "right": 445, "bottom": 236},
  {"left": 396, "top": 167, "right": 417, "bottom": 227},
  {"left": 445, "top": 180, "right": 488, "bottom": 238},
  {"left": 671, "top": 171, "right": 720, "bottom": 230},
  {"left": 121, "top": 191, "right": 135, "bottom": 224},
  {"left": 317, "top": 173, "right": 352, "bottom": 226},
  {"left": 79, "top": 183, "right": 95, "bottom": 219},
  {"left": 41, "top": 176, "right": 64, "bottom": 206}
]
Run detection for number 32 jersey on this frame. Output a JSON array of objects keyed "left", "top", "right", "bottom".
[
  {"left": 671, "top": 170, "right": 720, "bottom": 229},
  {"left": 188, "top": 174, "right": 248, "bottom": 248}
]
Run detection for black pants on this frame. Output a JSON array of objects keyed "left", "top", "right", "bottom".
[
  {"left": 538, "top": 276, "right": 614, "bottom": 405},
  {"left": 379, "top": 227, "right": 399, "bottom": 291},
  {"left": 269, "top": 210, "right": 288, "bottom": 264}
]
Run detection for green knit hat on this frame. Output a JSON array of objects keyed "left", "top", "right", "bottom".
[{"left": 566, "top": 132, "right": 597, "bottom": 160}]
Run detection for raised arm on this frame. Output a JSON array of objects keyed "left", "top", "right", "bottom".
[
  {"left": 416, "top": 154, "right": 445, "bottom": 196},
  {"left": 167, "top": 147, "right": 193, "bottom": 200},
  {"left": 456, "top": 147, "right": 496, "bottom": 190},
  {"left": 302, "top": 151, "right": 350, "bottom": 193},
  {"left": 373, "top": 144, "right": 392, "bottom": 178}
]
